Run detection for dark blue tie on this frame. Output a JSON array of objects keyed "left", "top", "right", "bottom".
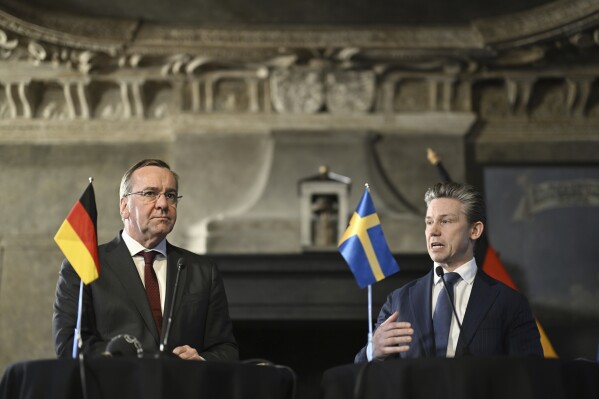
[{"left": 433, "top": 272, "right": 461, "bottom": 357}]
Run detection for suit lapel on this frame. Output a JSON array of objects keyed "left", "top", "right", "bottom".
[
  {"left": 408, "top": 270, "right": 435, "bottom": 357},
  {"left": 104, "top": 234, "right": 160, "bottom": 343},
  {"left": 456, "top": 270, "right": 500, "bottom": 355}
]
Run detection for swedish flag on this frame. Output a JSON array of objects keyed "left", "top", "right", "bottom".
[{"left": 338, "top": 188, "right": 399, "bottom": 288}]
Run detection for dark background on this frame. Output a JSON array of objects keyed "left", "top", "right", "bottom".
[
  {"left": 5, "top": 0, "right": 552, "bottom": 25},
  {"left": 484, "top": 166, "right": 599, "bottom": 362}
]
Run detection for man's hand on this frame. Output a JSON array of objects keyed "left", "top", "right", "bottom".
[
  {"left": 172, "top": 345, "right": 205, "bottom": 361},
  {"left": 372, "top": 311, "right": 413, "bottom": 359}
]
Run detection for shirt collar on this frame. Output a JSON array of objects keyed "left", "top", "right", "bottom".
[
  {"left": 433, "top": 258, "right": 477, "bottom": 286},
  {"left": 121, "top": 230, "right": 167, "bottom": 258}
]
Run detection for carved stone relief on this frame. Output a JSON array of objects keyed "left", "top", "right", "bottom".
[
  {"left": 0, "top": 2, "right": 598, "bottom": 123},
  {"left": 270, "top": 68, "right": 325, "bottom": 114},
  {"left": 325, "top": 70, "right": 375, "bottom": 114},
  {"left": 2, "top": 68, "right": 599, "bottom": 121}
]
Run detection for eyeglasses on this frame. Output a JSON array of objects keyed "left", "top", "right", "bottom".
[{"left": 125, "top": 190, "right": 182, "bottom": 205}]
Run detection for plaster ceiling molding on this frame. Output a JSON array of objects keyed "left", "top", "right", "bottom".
[
  {"left": 0, "top": 0, "right": 599, "bottom": 122},
  {"left": 471, "top": 0, "right": 599, "bottom": 49},
  {"left": 0, "top": 4, "right": 134, "bottom": 74},
  {"left": 0, "top": 1, "right": 134, "bottom": 53},
  {"left": 0, "top": 27, "right": 16, "bottom": 56},
  {"left": 0, "top": 0, "right": 595, "bottom": 70}
]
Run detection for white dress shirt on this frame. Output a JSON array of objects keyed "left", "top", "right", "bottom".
[
  {"left": 121, "top": 230, "right": 168, "bottom": 314},
  {"left": 431, "top": 258, "right": 478, "bottom": 357}
]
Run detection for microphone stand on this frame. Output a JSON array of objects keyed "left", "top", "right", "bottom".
[
  {"left": 160, "top": 258, "right": 185, "bottom": 354},
  {"left": 435, "top": 266, "right": 463, "bottom": 332},
  {"left": 435, "top": 266, "right": 471, "bottom": 355}
]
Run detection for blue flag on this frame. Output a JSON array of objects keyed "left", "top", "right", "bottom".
[{"left": 338, "top": 188, "right": 400, "bottom": 288}]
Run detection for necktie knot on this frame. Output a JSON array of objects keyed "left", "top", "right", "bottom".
[
  {"left": 139, "top": 250, "right": 157, "bottom": 265},
  {"left": 443, "top": 272, "right": 461, "bottom": 286}
]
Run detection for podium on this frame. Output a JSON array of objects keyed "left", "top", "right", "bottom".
[
  {"left": 320, "top": 357, "right": 599, "bottom": 399},
  {"left": 0, "top": 357, "right": 295, "bottom": 399}
]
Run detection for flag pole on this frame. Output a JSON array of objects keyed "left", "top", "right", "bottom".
[
  {"left": 366, "top": 284, "right": 374, "bottom": 361},
  {"left": 426, "top": 148, "right": 451, "bottom": 183},
  {"left": 71, "top": 176, "right": 94, "bottom": 359},
  {"left": 363, "top": 183, "right": 374, "bottom": 360},
  {"left": 72, "top": 280, "right": 84, "bottom": 358}
]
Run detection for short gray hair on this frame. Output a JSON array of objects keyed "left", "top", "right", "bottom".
[
  {"left": 119, "top": 159, "right": 179, "bottom": 199},
  {"left": 424, "top": 182, "right": 486, "bottom": 225}
]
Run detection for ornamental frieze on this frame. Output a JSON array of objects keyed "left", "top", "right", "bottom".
[{"left": 1, "top": 1, "right": 599, "bottom": 119}]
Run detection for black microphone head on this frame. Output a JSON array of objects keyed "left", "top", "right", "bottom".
[
  {"left": 177, "top": 258, "right": 185, "bottom": 270},
  {"left": 104, "top": 334, "right": 143, "bottom": 358},
  {"left": 435, "top": 266, "right": 444, "bottom": 277}
]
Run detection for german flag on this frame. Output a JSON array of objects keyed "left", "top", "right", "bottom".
[
  {"left": 54, "top": 181, "right": 100, "bottom": 285},
  {"left": 427, "top": 148, "right": 558, "bottom": 358}
]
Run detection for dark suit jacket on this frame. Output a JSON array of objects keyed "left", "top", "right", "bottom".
[
  {"left": 53, "top": 233, "right": 238, "bottom": 361},
  {"left": 355, "top": 269, "right": 543, "bottom": 362}
]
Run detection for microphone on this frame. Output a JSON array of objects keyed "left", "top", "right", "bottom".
[
  {"left": 160, "top": 258, "right": 185, "bottom": 353},
  {"left": 435, "top": 266, "right": 462, "bottom": 333},
  {"left": 435, "top": 266, "right": 462, "bottom": 331},
  {"left": 103, "top": 334, "right": 144, "bottom": 358},
  {"left": 435, "top": 266, "right": 471, "bottom": 356}
]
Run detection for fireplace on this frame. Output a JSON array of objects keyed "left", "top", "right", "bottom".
[{"left": 214, "top": 252, "right": 431, "bottom": 399}]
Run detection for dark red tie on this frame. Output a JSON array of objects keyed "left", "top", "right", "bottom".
[{"left": 140, "top": 251, "right": 162, "bottom": 335}]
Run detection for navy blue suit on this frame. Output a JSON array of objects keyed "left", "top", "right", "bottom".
[
  {"left": 355, "top": 269, "right": 542, "bottom": 362},
  {"left": 53, "top": 233, "right": 238, "bottom": 361}
]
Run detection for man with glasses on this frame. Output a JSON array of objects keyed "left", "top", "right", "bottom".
[{"left": 53, "top": 159, "right": 238, "bottom": 361}]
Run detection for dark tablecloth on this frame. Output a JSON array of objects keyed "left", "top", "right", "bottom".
[
  {"left": 0, "top": 357, "right": 295, "bottom": 399},
  {"left": 320, "top": 357, "right": 599, "bottom": 399}
]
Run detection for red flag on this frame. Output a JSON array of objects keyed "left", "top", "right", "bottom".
[{"left": 54, "top": 182, "right": 100, "bottom": 284}]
